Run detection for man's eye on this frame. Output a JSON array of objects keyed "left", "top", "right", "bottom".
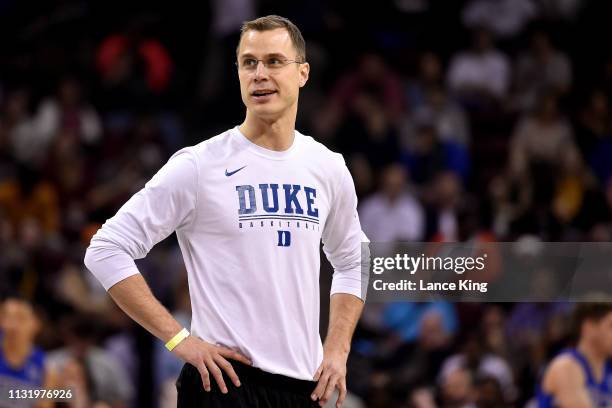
[
  {"left": 244, "top": 59, "right": 257, "bottom": 66},
  {"left": 268, "top": 58, "right": 282, "bottom": 65}
]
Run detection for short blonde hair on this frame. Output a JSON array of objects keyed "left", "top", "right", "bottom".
[{"left": 237, "top": 15, "right": 306, "bottom": 62}]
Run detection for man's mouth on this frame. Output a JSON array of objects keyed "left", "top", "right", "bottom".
[{"left": 251, "top": 89, "right": 277, "bottom": 97}]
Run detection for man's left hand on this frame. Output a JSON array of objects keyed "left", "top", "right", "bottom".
[{"left": 311, "top": 348, "right": 348, "bottom": 408}]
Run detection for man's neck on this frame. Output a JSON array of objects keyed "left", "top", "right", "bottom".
[
  {"left": 239, "top": 111, "right": 296, "bottom": 151},
  {"left": 578, "top": 340, "right": 607, "bottom": 382},
  {"left": 2, "top": 337, "right": 32, "bottom": 367}
]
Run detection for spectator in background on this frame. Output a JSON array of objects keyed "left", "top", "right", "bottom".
[
  {"left": 403, "top": 85, "right": 471, "bottom": 148},
  {"left": 507, "top": 92, "right": 585, "bottom": 238},
  {"left": 439, "top": 367, "right": 477, "bottom": 408},
  {"left": 575, "top": 90, "right": 612, "bottom": 180},
  {"left": 54, "top": 261, "right": 112, "bottom": 317},
  {"left": 488, "top": 173, "right": 532, "bottom": 239},
  {"left": 359, "top": 163, "right": 424, "bottom": 242},
  {"left": 0, "top": 212, "right": 12, "bottom": 298},
  {"left": 0, "top": 298, "right": 53, "bottom": 408},
  {"left": 0, "top": 115, "right": 11, "bottom": 170},
  {"left": 331, "top": 87, "right": 402, "bottom": 198},
  {"left": 2, "top": 89, "right": 40, "bottom": 166},
  {"left": 447, "top": 28, "right": 510, "bottom": 109},
  {"left": 357, "top": 302, "right": 457, "bottom": 406},
  {"left": 439, "top": 332, "right": 516, "bottom": 404},
  {"left": 96, "top": 22, "right": 174, "bottom": 112},
  {"left": 102, "top": 306, "right": 140, "bottom": 408},
  {"left": 474, "top": 376, "right": 509, "bottom": 408},
  {"left": 382, "top": 302, "right": 458, "bottom": 346},
  {"left": 378, "top": 308, "right": 455, "bottom": 398},
  {"left": 480, "top": 306, "right": 509, "bottom": 363},
  {"left": 454, "top": 198, "right": 496, "bottom": 243},
  {"left": 551, "top": 145, "right": 599, "bottom": 232},
  {"left": 409, "top": 386, "right": 437, "bottom": 408},
  {"left": 53, "top": 357, "right": 111, "bottom": 408},
  {"left": 47, "top": 314, "right": 134, "bottom": 408},
  {"left": 314, "top": 53, "right": 404, "bottom": 139},
  {"left": 506, "top": 302, "right": 571, "bottom": 354},
  {"left": 405, "top": 51, "right": 444, "bottom": 111},
  {"left": 426, "top": 86, "right": 471, "bottom": 147},
  {"left": 0, "top": 165, "right": 59, "bottom": 237},
  {"left": 0, "top": 183, "right": 58, "bottom": 305},
  {"left": 509, "top": 92, "right": 576, "bottom": 178},
  {"left": 422, "top": 171, "right": 463, "bottom": 241},
  {"left": 336, "top": 89, "right": 401, "bottom": 169},
  {"left": 41, "top": 113, "right": 95, "bottom": 242},
  {"left": 576, "top": 90, "right": 611, "bottom": 155},
  {"left": 512, "top": 30, "right": 572, "bottom": 112},
  {"left": 35, "top": 77, "right": 102, "bottom": 150},
  {"left": 401, "top": 114, "right": 470, "bottom": 185},
  {"left": 401, "top": 118, "right": 444, "bottom": 184},
  {"left": 462, "top": 0, "right": 537, "bottom": 39}
]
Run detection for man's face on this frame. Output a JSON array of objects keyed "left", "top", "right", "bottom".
[
  {"left": 0, "top": 299, "right": 39, "bottom": 343},
  {"left": 589, "top": 312, "right": 612, "bottom": 355},
  {"left": 236, "top": 28, "right": 309, "bottom": 120}
]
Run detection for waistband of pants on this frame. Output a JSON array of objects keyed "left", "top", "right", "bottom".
[{"left": 190, "top": 361, "right": 317, "bottom": 396}]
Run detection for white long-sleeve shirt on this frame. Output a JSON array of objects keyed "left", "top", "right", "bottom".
[{"left": 84, "top": 126, "right": 368, "bottom": 380}]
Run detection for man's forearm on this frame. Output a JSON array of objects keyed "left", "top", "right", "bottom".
[
  {"left": 324, "top": 293, "right": 364, "bottom": 354},
  {"left": 108, "top": 274, "right": 183, "bottom": 343},
  {"left": 312, "top": 293, "right": 363, "bottom": 406}
]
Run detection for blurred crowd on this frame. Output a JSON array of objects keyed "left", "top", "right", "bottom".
[{"left": 1, "top": 0, "right": 611, "bottom": 407}]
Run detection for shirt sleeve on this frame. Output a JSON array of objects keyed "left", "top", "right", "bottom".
[
  {"left": 84, "top": 148, "right": 199, "bottom": 290},
  {"left": 321, "top": 158, "right": 369, "bottom": 301}
]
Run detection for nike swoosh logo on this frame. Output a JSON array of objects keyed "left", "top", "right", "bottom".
[{"left": 225, "top": 165, "right": 247, "bottom": 177}]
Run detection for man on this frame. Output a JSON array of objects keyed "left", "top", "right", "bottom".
[
  {"left": 0, "top": 298, "right": 52, "bottom": 408},
  {"left": 84, "top": 15, "right": 368, "bottom": 408},
  {"left": 539, "top": 302, "right": 612, "bottom": 407}
]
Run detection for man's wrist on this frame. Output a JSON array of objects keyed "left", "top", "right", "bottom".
[
  {"left": 165, "top": 328, "right": 190, "bottom": 351},
  {"left": 323, "top": 340, "right": 351, "bottom": 356}
]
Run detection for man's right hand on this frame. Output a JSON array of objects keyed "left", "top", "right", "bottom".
[{"left": 172, "top": 336, "right": 252, "bottom": 394}]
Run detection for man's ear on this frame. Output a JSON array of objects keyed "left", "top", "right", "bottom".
[{"left": 299, "top": 62, "right": 310, "bottom": 88}]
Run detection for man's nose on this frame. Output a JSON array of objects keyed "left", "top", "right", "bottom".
[{"left": 254, "top": 61, "right": 269, "bottom": 79}]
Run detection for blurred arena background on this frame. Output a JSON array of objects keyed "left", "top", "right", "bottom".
[{"left": 1, "top": 0, "right": 612, "bottom": 407}]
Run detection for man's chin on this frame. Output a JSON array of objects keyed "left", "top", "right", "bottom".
[{"left": 249, "top": 105, "right": 283, "bottom": 119}]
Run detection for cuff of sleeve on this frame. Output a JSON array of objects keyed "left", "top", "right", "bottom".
[
  {"left": 330, "top": 269, "right": 365, "bottom": 300},
  {"left": 84, "top": 247, "right": 141, "bottom": 290},
  {"left": 101, "top": 264, "right": 141, "bottom": 291}
]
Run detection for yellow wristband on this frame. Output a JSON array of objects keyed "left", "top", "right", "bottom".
[{"left": 165, "top": 328, "right": 189, "bottom": 351}]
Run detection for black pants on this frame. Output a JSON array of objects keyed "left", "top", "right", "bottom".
[{"left": 176, "top": 361, "right": 320, "bottom": 407}]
